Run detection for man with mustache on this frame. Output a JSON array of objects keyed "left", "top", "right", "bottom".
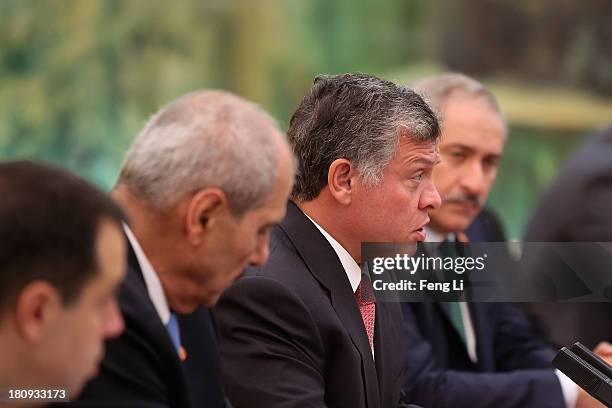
[{"left": 400, "top": 73, "right": 609, "bottom": 408}]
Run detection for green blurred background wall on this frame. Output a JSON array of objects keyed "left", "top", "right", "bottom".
[{"left": 1, "top": 0, "right": 611, "bottom": 239}]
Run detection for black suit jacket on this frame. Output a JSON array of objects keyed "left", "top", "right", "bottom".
[
  {"left": 400, "top": 237, "right": 565, "bottom": 407},
  {"left": 215, "top": 201, "right": 407, "bottom": 408},
  {"left": 466, "top": 207, "right": 506, "bottom": 242},
  {"left": 72, "top": 243, "right": 226, "bottom": 407},
  {"left": 401, "top": 301, "right": 565, "bottom": 408},
  {"left": 524, "top": 125, "right": 612, "bottom": 349}
]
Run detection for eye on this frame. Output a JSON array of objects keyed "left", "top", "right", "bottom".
[
  {"left": 449, "top": 150, "right": 465, "bottom": 160},
  {"left": 258, "top": 225, "right": 271, "bottom": 236},
  {"left": 483, "top": 156, "right": 500, "bottom": 171},
  {"left": 412, "top": 172, "right": 424, "bottom": 182}
]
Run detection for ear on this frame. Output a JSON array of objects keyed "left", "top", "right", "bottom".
[
  {"left": 184, "top": 187, "right": 229, "bottom": 245},
  {"left": 14, "top": 280, "right": 62, "bottom": 343},
  {"left": 327, "top": 158, "right": 359, "bottom": 206}
]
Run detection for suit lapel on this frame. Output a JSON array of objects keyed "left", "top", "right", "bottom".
[
  {"left": 123, "top": 242, "right": 193, "bottom": 407},
  {"left": 469, "top": 303, "right": 495, "bottom": 371},
  {"left": 125, "top": 244, "right": 182, "bottom": 363},
  {"left": 280, "top": 201, "right": 380, "bottom": 408},
  {"left": 374, "top": 301, "right": 403, "bottom": 408}
]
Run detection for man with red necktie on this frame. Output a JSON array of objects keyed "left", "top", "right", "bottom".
[{"left": 216, "top": 73, "right": 442, "bottom": 408}]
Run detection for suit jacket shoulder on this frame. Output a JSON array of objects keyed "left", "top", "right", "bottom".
[
  {"left": 74, "top": 244, "right": 225, "bottom": 407},
  {"left": 401, "top": 301, "right": 564, "bottom": 408},
  {"left": 216, "top": 201, "right": 406, "bottom": 408}
]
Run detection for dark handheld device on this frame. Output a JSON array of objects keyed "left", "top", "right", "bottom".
[
  {"left": 553, "top": 342, "right": 612, "bottom": 407},
  {"left": 570, "top": 342, "right": 612, "bottom": 380}
]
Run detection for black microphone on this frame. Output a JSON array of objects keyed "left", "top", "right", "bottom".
[
  {"left": 553, "top": 343, "right": 612, "bottom": 407},
  {"left": 570, "top": 342, "right": 612, "bottom": 380}
]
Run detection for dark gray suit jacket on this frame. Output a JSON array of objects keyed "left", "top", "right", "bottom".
[
  {"left": 72, "top": 243, "right": 226, "bottom": 407},
  {"left": 215, "top": 201, "right": 408, "bottom": 408}
]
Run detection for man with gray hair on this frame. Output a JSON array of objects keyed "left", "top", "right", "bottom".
[
  {"left": 74, "top": 90, "right": 295, "bottom": 407},
  {"left": 216, "top": 73, "right": 441, "bottom": 407},
  {"left": 400, "top": 73, "right": 606, "bottom": 408}
]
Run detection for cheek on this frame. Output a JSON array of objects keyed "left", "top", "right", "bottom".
[
  {"left": 434, "top": 206, "right": 473, "bottom": 228},
  {"left": 223, "top": 233, "right": 257, "bottom": 273},
  {"left": 53, "top": 317, "right": 101, "bottom": 389},
  {"left": 481, "top": 174, "right": 497, "bottom": 197},
  {"left": 432, "top": 165, "right": 456, "bottom": 192},
  {"left": 76, "top": 311, "right": 105, "bottom": 355},
  {"left": 237, "top": 232, "right": 258, "bottom": 258}
]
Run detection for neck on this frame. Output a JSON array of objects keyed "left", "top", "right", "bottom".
[
  {"left": 111, "top": 186, "right": 186, "bottom": 308},
  {"left": 296, "top": 197, "right": 362, "bottom": 263},
  {"left": 0, "top": 331, "right": 45, "bottom": 408}
]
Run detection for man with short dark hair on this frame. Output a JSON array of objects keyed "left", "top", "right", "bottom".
[
  {"left": 216, "top": 73, "right": 441, "bottom": 408},
  {"left": 0, "top": 160, "right": 126, "bottom": 406},
  {"left": 76, "top": 90, "right": 294, "bottom": 407}
]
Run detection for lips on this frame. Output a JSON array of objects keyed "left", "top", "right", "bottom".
[
  {"left": 411, "top": 218, "right": 430, "bottom": 241},
  {"left": 412, "top": 228, "right": 427, "bottom": 241}
]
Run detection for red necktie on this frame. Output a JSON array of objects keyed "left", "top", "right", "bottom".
[{"left": 355, "top": 276, "right": 376, "bottom": 352}]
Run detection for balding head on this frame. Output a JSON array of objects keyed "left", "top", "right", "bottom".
[
  {"left": 412, "top": 73, "right": 506, "bottom": 136},
  {"left": 114, "top": 90, "right": 294, "bottom": 311},
  {"left": 118, "top": 90, "right": 289, "bottom": 215},
  {"left": 412, "top": 73, "right": 507, "bottom": 234}
]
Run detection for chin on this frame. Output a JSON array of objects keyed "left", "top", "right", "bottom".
[
  {"left": 70, "top": 375, "right": 90, "bottom": 397},
  {"left": 435, "top": 217, "right": 470, "bottom": 235},
  {"left": 172, "top": 299, "right": 200, "bottom": 314},
  {"left": 194, "top": 289, "right": 220, "bottom": 308}
]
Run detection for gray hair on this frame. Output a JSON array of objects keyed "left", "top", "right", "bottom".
[
  {"left": 117, "top": 90, "right": 284, "bottom": 214},
  {"left": 412, "top": 73, "right": 506, "bottom": 130},
  {"left": 289, "top": 73, "right": 441, "bottom": 202}
]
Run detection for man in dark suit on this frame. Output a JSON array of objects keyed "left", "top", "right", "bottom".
[
  {"left": 401, "top": 73, "right": 609, "bottom": 408},
  {"left": 74, "top": 90, "right": 295, "bottom": 407},
  {"left": 525, "top": 126, "right": 612, "bottom": 350},
  {"left": 0, "top": 161, "right": 126, "bottom": 404},
  {"left": 216, "top": 73, "right": 442, "bottom": 408},
  {"left": 466, "top": 206, "right": 506, "bottom": 242}
]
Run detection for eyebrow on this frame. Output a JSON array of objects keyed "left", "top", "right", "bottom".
[
  {"left": 404, "top": 154, "right": 441, "bottom": 167},
  {"left": 442, "top": 143, "right": 501, "bottom": 158},
  {"left": 443, "top": 143, "right": 474, "bottom": 152}
]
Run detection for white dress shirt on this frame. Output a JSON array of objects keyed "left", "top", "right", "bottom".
[
  {"left": 425, "top": 226, "right": 577, "bottom": 408},
  {"left": 304, "top": 215, "right": 376, "bottom": 358},
  {"left": 123, "top": 224, "right": 171, "bottom": 326},
  {"left": 425, "top": 228, "right": 478, "bottom": 363},
  {"left": 305, "top": 215, "right": 361, "bottom": 292}
]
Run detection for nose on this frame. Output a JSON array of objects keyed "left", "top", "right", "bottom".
[
  {"left": 459, "top": 160, "right": 485, "bottom": 196},
  {"left": 420, "top": 178, "right": 442, "bottom": 210},
  {"left": 249, "top": 233, "right": 270, "bottom": 266},
  {"left": 102, "top": 300, "right": 124, "bottom": 340}
]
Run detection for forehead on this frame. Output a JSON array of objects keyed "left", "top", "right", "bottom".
[
  {"left": 89, "top": 221, "right": 127, "bottom": 292},
  {"left": 392, "top": 136, "right": 439, "bottom": 165},
  {"left": 244, "top": 156, "right": 293, "bottom": 224},
  {"left": 440, "top": 94, "right": 506, "bottom": 149}
]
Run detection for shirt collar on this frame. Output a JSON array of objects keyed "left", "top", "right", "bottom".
[
  {"left": 304, "top": 214, "right": 362, "bottom": 293},
  {"left": 425, "top": 226, "right": 455, "bottom": 243},
  {"left": 123, "top": 224, "right": 171, "bottom": 325}
]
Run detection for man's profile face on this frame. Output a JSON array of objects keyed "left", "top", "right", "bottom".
[
  {"left": 40, "top": 219, "right": 126, "bottom": 395},
  {"left": 350, "top": 136, "right": 441, "bottom": 244},
  {"left": 191, "top": 147, "right": 294, "bottom": 308},
  {"left": 429, "top": 92, "right": 506, "bottom": 234}
]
